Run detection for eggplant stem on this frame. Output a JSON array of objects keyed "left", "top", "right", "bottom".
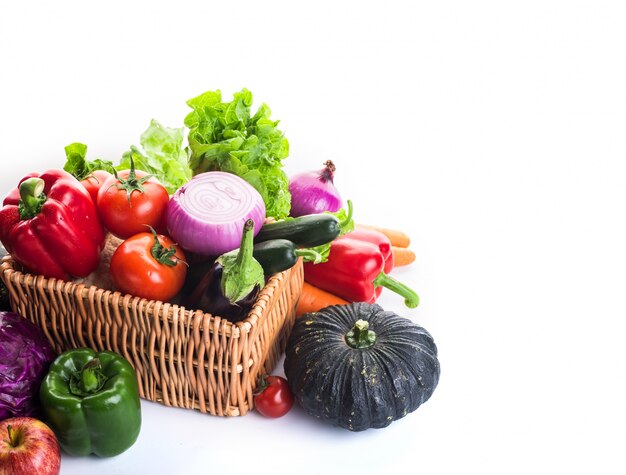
[{"left": 235, "top": 220, "right": 255, "bottom": 269}]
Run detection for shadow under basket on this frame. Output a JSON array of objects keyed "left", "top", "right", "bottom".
[{"left": 0, "top": 256, "right": 303, "bottom": 417}]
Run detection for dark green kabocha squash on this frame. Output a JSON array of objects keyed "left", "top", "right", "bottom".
[{"left": 284, "top": 302, "right": 440, "bottom": 431}]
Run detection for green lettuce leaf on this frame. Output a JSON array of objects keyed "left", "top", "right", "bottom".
[
  {"left": 63, "top": 143, "right": 114, "bottom": 180},
  {"left": 117, "top": 120, "right": 191, "bottom": 195},
  {"left": 185, "top": 88, "right": 291, "bottom": 219}
]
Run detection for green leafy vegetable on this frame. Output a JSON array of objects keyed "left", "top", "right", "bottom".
[
  {"left": 63, "top": 143, "right": 114, "bottom": 180},
  {"left": 117, "top": 119, "right": 191, "bottom": 195},
  {"left": 185, "top": 88, "right": 291, "bottom": 219},
  {"left": 63, "top": 121, "right": 191, "bottom": 195}
]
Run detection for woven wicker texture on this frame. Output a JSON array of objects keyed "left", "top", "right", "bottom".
[{"left": 0, "top": 257, "right": 303, "bottom": 417}]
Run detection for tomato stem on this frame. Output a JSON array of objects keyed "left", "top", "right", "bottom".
[
  {"left": 146, "top": 225, "right": 182, "bottom": 267},
  {"left": 254, "top": 374, "right": 268, "bottom": 395},
  {"left": 113, "top": 153, "right": 155, "bottom": 205}
]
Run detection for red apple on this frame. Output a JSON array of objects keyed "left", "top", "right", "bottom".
[{"left": 0, "top": 417, "right": 60, "bottom": 475}]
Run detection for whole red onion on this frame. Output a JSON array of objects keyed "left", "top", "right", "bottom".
[{"left": 289, "top": 161, "right": 343, "bottom": 217}]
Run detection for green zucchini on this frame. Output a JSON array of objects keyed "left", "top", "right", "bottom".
[
  {"left": 253, "top": 239, "right": 322, "bottom": 275},
  {"left": 254, "top": 215, "right": 341, "bottom": 248}
]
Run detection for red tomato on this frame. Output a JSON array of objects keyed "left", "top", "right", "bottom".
[
  {"left": 97, "top": 168, "right": 169, "bottom": 239},
  {"left": 253, "top": 375, "right": 294, "bottom": 418},
  {"left": 110, "top": 230, "right": 187, "bottom": 302},
  {"left": 81, "top": 170, "right": 113, "bottom": 204}
]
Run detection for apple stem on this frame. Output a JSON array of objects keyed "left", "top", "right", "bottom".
[{"left": 7, "top": 424, "right": 17, "bottom": 448}]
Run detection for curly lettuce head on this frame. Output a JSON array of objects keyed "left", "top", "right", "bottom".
[{"left": 185, "top": 88, "right": 291, "bottom": 219}]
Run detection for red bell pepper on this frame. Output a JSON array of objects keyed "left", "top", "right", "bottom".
[
  {"left": 346, "top": 228, "right": 394, "bottom": 273},
  {"left": 303, "top": 231, "right": 419, "bottom": 308},
  {"left": 0, "top": 169, "right": 105, "bottom": 280}
]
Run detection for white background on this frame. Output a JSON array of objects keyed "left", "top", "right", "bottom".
[{"left": 1, "top": 1, "right": 625, "bottom": 474}]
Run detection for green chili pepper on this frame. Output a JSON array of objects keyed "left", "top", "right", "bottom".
[{"left": 39, "top": 348, "right": 142, "bottom": 457}]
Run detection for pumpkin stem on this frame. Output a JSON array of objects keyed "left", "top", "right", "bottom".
[{"left": 345, "top": 319, "right": 376, "bottom": 348}]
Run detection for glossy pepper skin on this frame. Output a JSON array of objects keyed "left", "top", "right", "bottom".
[
  {"left": 39, "top": 349, "right": 142, "bottom": 457},
  {"left": 303, "top": 233, "right": 419, "bottom": 308},
  {"left": 0, "top": 169, "right": 104, "bottom": 280},
  {"left": 345, "top": 228, "right": 394, "bottom": 273}
]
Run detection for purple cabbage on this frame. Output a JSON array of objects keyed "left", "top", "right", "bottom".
[{"left": 0, "top": 311, "right": 56, "bottom": 421}]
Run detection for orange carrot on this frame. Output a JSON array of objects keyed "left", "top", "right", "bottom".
[
  {"left": 356, "top": 224, "right": 411, "bottom": 248},
  {"left": 296, "top": 281, "right": 349, "bottom": 317},
  {"left": 392, "top": 246, "right": 416, "bottom": 267}
]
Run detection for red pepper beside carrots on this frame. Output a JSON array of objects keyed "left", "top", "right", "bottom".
[
  {"left": 303, "top": 231, "right": 419, "bottom": 308},
  {"left": 346, "top": 228, "right": 394, "bottom": 273}
]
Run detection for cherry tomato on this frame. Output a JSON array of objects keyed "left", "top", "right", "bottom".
[
  {"left": 110, "top": 229, "right": 187, "bottom": 302},
  {"left": 97, "top": 165, "right": 169, "bottom": 239},
  {"left": 81, "top": 169, "right": 114, "bottom": 204},
  {"left": 253, "top": 375, "right": 294, "bottom": 418}
]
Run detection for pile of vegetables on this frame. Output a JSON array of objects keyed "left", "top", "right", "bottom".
[{"left": 0, "top": 86, "right": 438, "bottom": 455}]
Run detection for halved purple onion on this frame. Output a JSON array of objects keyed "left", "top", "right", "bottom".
[{"left": 166, "top": 172, "right": 266, "bottom": 256}]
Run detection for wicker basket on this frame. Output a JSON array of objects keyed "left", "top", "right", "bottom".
[{"left": 0, "top": 256, "right": 303, "bottom": 417}]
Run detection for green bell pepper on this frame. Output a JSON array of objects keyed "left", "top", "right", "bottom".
[{"left": 39, "top": 348, "right": 142, "bottom": 457}]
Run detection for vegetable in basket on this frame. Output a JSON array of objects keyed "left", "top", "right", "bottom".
[
  {"left": 252, "top": 239, "right": 322, "bottom": 275},
  {"left": 166, "top": 171, "right": 265, "bottom": 256},
  {"left": 185, "top": 88, "right": 291, "bottom": 219},
  {"left": 179, "top": 219, "right": 264, "bottom": 322},
  {"left": 97, "top": 154, "right": 170, "bottom": 239},
  {"left": 109, "top": 226, "right": 187, "bottom": 302},
  {"left": 0, "top": 170, "right": 105, "bottom": 280},
  {"left": 62, "top": 120, "right": 191, "bottom": 197},
  {"left": 254, "top": 201, "right": 354, "bottom": 252},
  {"left": 39, "top": 349, "right": 141, "bottom": 457},
  {"left": 62, "top": 142, "right": 114, "bottom": 204},
  {"left": 0, "top": 311, "right": 56, "bottom": 421}
]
